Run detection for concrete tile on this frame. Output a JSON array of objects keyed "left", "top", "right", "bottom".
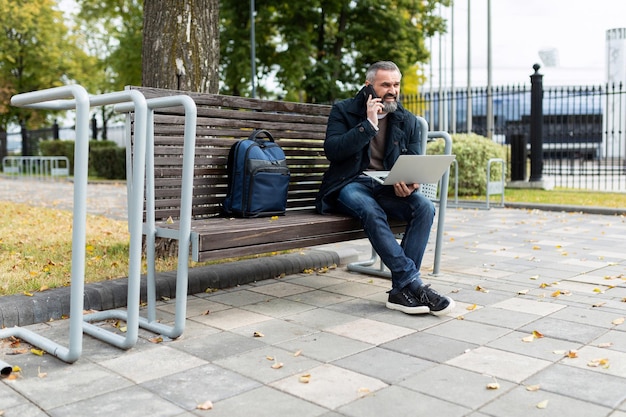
[
  {"left": 463, "top": 306, "right": 542, "bottom": 329},
  {"left": 400, "top": 364, "right": 516, "bottom": 409},
  {"left": 322, "top": 280, "right": 387, "bottom": 298},
  {"left": 242, "top": 297, "right": 316, "bottom": 318},
  {"left": 205, "top": 289, "right": 274, "bottom": 307},
  {"left": 156, "top": 295, "right": 230, "bottom": 317},
  {"left": 593, "top": 329, "right": 626, "bottom": 353},
  {"left": 332, "top": 347, "right": 435, "bottom": 384},
  {"left": 204, "top": 386, "right": 327, "bottom": 417},
  {"left": 491, "top": 297, "right": 566, "bottom": 316},
  {"left": 4, "top": 361, "right": 134, "bottom": 410},
  {"left": 271, "top": 363, "right": 387, "bottom": 410},
  {"left": 423, "top": 319, "right": 513, "bottom": 345},
  {"left": 518, "top": 316, "right": 608, "bottom": 344},
  {"left": 140, "top": 363, "right": 261, "bottom": 409},
  {"left": 382, "top": 332, "right": 478, "bottom": 363},
  {"left": 275, "top": 331, "right": 372, "bottom": 363},
  {"left": 337, "top": 385, "right": 470, "bottom": 417},
  {"left": 325, "top": 318, "right": 415, "bottom": 345},
  {"left": 168, "top": 330, "right": 266, "bottom": 362},
  {"left": 189, "top": 307, "right": 272, "bottom": 330},
  {"left": 284, "top": 274, "right": 351, "bottom": 289},
  {"left": 478, "top": 385, "right": 612, "bottom": 417},
  {"left": 214, "top": 345, "right": 322, "bottom": 384},
  {"left": 525, "top": 363, "right": 626, "bottom": 408},
  {"left": 98, "top": 345, "right": 207, "bottom": 384},
  {"left": 249, "top": 281, "right": 313, "bottom": 297},
  {"left": 561, "top": 345, "right": 626, "bottom": 378},
  {"left": 548, "top": 305, "right": 625, "bottom": 328},
  {"left": 282, "top": 307, "right": 359, "bottom": 331},
  {"left": 486, "top": 330, "right": 584, "bottom": 361},
  {"left": 284, "top": 289, "right": 354, "bottom": 307},
  {"left": 446, "top": 346, "right": 552, "bottom": 383},
  {"left": 48, "top": 385, "right": 186, "bottom": 417},
  {"left": 230, "top": 317, "right": 317, "bottom": 345}
]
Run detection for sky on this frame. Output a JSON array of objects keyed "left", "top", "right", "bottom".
[{"left": 427, "top": 0, "right": 626, "bottom": 88}]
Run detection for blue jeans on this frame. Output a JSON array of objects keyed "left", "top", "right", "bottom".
[{"left": 336, "top": 176, "right": 435, "bottom": 293}]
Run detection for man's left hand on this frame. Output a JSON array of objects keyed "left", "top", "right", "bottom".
[{"left": 393, "top": 182, "right": 419, "bottom": 197}]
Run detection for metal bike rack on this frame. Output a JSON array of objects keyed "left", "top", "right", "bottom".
[
  {"left": 84, "top": 94, "right": 197, "bottom": 340},
  {"left": 1, "top": 86, "right": 149, "bottom": 361}
]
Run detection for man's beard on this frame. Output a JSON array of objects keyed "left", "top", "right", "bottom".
[{"left": 381, "top": 94, "right": 398, "bottom": 113}]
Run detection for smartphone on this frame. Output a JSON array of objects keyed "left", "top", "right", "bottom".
[{"left": 363, "top": 84, "right": 378, "bottom": 99}]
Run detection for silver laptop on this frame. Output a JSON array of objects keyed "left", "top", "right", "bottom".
[{"left": 364, "top": 154, "right": 455, "bottom": 185}]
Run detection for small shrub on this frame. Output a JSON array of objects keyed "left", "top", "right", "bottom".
[{"left": 427, "top": 133, "right": 508, "bottom": 196}]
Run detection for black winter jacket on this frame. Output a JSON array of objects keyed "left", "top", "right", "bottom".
[{"left": 315, "top": 87, "right": 424, "bottom": 214}]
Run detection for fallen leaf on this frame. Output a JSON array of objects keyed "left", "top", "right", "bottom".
[
  {"left": 271, "top": 362, "right": 284, "bottom": 369},
  {"left": 536, "top": 399, "right": 549, "bottom": 409},
  {"left": 551, "top": 290, "right": 561, "bottom": 297},
  {"left": 196, "top": 400, "right": 213, "bottom": 410},
  {"left": 597, "top": 342, "right": 613, "bottom": 348},
  {"left": 612, "top": 317, "right": 625, "bottom": 325},
  {"left": 486, "top": 382, "right": 500, "bottom": 390},
  {"left": 518, "top": 289, "right": 529, "bottom": 295},
  {"left": 456, "top": 315, "right": 465, "bottom": 320},
  {"left": 592, "top": 302, "right": 606, "bottom": 308},
  {"left": 299, "top": 373, "right": 311, "bottom": 383},
  {"left": 293, "top": 350, "right": 302, "bottom": 357},
  {"left": 532, "top": 330, "right": 544, "bottom": 338},
  {"left": 522, "top": 334, "right": 535, "bottom": 343},
  {"left": 37, "top": 367, "right": 47, "bottom": 378},
  {"left": 565, "top": 350, "right": 578, "bottom": 358},
  {"left": 148, "top": 336, "right": 163, "bottom": 344},
  {"left": 526, "top": 384, "right": 541, "bottom": 391},
  {"left": 475, "top": 285, "right": 489, "bottom": 293},
  {"left": 166, "top": 216, "right": 174, "bottom": 224},
  {"left": 23, "top": 291, "right": 33, "bottom": 297},
  {"left": 587, "top": 358, "right": 609, "bottom": 368},
  {"left": 30, "top": 348, "right": 44, "bottom": 356},
  {"left": 529, "top": 275, "right": 539, "bottom": 280},
  {"left": 466, "top": 304, "right": 477, "bottom": 311},
  {"left": 253, "top": 331, "right": 264, "bottom": 337}
]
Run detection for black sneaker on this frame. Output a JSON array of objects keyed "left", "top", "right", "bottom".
[
  {"left": 386, "top": 287, "right": 430, "bottom": 315},
  {"left": 412, "top": 284, "right": 455, "bottom": 316}
]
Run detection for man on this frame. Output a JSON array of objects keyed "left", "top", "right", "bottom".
[{"left": 315, "top": 61, "right": 454, "bottom": 316}]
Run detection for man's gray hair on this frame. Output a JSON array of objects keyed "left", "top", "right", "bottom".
[{"left": 365, "top": 61, "right": 401, "bottom": 83}]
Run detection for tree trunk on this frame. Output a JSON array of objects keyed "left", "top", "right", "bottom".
[{"left": 142, "top": 0, "right": 219, "bottom": 93}]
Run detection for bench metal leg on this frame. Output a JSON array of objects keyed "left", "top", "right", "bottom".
[{"left": 347, "top": 247, "right": 391, "bottom": 278}]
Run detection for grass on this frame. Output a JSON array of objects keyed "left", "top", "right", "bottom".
[{"left": 1, "top": 187, "right": 625, "bottom": 297}]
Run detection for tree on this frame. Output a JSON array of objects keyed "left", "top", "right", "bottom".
[
  {"left": 220, "top": 0, "right": 450, "bottom": 103},
  {"left": 74, "top": 0, "right": 143, "bottom": 138},
  {"left": 0, "top": 0, "right": 90, "bottom": 158},
  {"left": 142, "top": 0, "right": 220, "bottom": 93}
]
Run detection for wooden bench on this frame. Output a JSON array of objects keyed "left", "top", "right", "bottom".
[{"left": 123, "top": 86, "right": 451, "bottom": 338}]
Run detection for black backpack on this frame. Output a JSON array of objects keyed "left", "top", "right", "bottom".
[{"left": 222, "top": 130, "right": 290, "bottom": 217}]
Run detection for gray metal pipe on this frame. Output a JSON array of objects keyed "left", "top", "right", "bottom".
[{"left": 1, "top": 359, "right": 12, "bottom": 377}]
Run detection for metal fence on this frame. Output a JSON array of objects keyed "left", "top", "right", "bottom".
[{"left": 402, "top": 82, "right": 626, "bottom": 192}]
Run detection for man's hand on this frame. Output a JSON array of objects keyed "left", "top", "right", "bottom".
[
  {"left": 366, "top": 95, "right": 383, "bottom": 127},
  {"left": 393, "top": 181, "right": 419, "bottom": 197}
]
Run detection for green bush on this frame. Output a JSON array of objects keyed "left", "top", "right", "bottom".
[
  {"left": 427, "top": 133, "right": 508, "bottom": 196},
  {"left": 38, "top": 139, "right": 125, "bottom": 179}
]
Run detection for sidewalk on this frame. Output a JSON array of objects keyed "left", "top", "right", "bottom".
[{"left": 2, "top": 177, "right": 626, "bottom": 416}]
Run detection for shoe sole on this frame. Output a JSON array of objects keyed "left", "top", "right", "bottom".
[
  {"left": 385, "top": 302, "right": 430, "bottom": 315},
  {"left": 429, "top": 298, "right": 456, "bottom": 316}
]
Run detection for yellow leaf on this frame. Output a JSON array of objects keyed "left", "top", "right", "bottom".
[
  {"left": 593, "top": 288, "right": 603, "bottom": 293},
  {"left": 587, "top": 358, "right": 609, "bottom": 368},
  {"left": 30, "top": 348, "right": 44, "bottom": 356},
  {"left": 39, "top": 285, "right": 49, "bottom": 292},
  {"left": 266, "top": 356, "right": 274, "bottom": 361},
  {"left": 536, "top": 399, "right": 549, "bottom": 409},
  {"left": 12, "top": 365, "right": 21, "bottom": 373},
  {"left": 271, "top": 362, "right": 284, "bottom": 369},
  {"left": 475, "top": 285, "right": 489, "bottom": 293},
  {"left": 612, "top": 317, "right": 625, "bottom": 325},
  {"left": 456, "top": 315, "right": 465, "bottom": 320},
  {"left": 166, "top": 216, "right": 174, "bottom": 224},
  {"left": 299, "top": 373, "right": 311, "bottom": 383},
  {"left": 270, "top": 216, "right": 279, "bottom": 221},
  {"left": 539, "top": 283, "right": 550, "bottom": 288},
  {"left": 532, "top": 245, "right": 541, "bottom": 250},
  {"left": 532, "top": 330, "right": 544, "bottom": 338},
  {"left": 149, "top": 336, "right": 163, "bottom": 344},
  {"left": 466, "top": 304, "right": 477, "bottom": 311},
  {"left": 529, "top": 275, "right": 539, "bottom": 280},
  {"left": 486, "top": 382, "right": 500, "bottom": 390},
  {"left": 23, "top": 291, "right": 34, "bottom": 297},
  {"left": 526, "top": 384, "right": 541, "bottom": 391},
  {"left": 253, "top": 331, "right": 264, "bottom": 337},
  {"left": 551, "top": 290, "right": 561, "bottom": 297},
  {"left": 565, "top": 350, "right": 578, "bottom": 358},
  {"left": 196, "top": 400, "right": 213, "bottom": 410}
]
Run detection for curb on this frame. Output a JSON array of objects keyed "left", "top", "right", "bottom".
[{"left": 0, "top": 249, "right": 343, "bottom": 328}]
